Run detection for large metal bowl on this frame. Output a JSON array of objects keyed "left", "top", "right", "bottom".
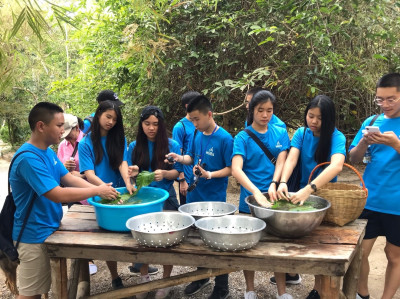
[
  {"left": 178, "top": 201, "right": 237, "bottom": 220},
  {"left": 245, "top": 193, "right": 330, "bottom": 238},
  {"left": 195, "top": 215, "right": 266, "bottom": 251},
  {"left": 126, "top": 212, "right": 195, "bottom": 248}
]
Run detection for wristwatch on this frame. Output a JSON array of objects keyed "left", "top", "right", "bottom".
[{"left": 309, "top": 183, "right": 317, "bottom": 193}]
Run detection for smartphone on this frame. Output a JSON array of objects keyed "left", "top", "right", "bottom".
[{"left": 365, "top": 126, "right": 381, "bottom": 133}]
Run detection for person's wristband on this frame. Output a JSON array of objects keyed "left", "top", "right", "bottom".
[
  {"left": 207, "top": 171, "right": 212, "bottom": 180},
  {"left": 176, "top": 178, "right": 185, "bottom": 183},
  {"left": 279, "top": 181, "right": 287, "bottom": 185},
  {"left": 271, "top": 180, "right": 279, "bottom": 186}
]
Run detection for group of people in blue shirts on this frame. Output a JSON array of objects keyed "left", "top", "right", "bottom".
[{"left": 10, "top": 72, "right": 400, "bottom": 299}]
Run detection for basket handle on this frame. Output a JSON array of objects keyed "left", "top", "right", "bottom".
[{"left": 308, "top": 162, "right": 368, "bottom": 197}]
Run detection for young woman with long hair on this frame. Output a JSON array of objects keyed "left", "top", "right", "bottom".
[
  {"left": 232, "top": 90, "right": 291, "bottom": 299},
  {"left": 127, "top": 105, "right": 182, "bottom": 299},
  {"left": 78, "top": 100, "right": 133, "bottom": 290},
  {"left": 275, "top": 95, "right": 346, "bottom": 299}
]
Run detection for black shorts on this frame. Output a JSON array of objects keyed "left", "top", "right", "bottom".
[{"left": 359, "top": 209, "right": 400, "bottom": 246}]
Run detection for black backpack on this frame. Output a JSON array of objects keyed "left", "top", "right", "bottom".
[{"left": 0, "top": 151, "right": 44, "bottom": 262}]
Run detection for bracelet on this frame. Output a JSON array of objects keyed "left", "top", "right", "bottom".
[
  {"left": 207, "top": 171, "right": 212, "bottom": 180},
  {"left": 271, "top": 180, "right": 279, "bottom": 185},
  {"left": 280, "top": 181, "right": 287, "bottom": 184}
]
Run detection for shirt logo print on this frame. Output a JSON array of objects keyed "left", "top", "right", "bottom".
[
  {"left": 206, "top": 147, "right": 215, "bottom": 157},
  {"left": 276, "top": 141, "right": 282, "bottom": 148},
  {"left": 53, "top": 158, "right": 57, "bottom": 165}
]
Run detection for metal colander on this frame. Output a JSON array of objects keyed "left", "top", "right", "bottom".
[
  {"left": 178, "top": 201, "right": 237, "bottom": 220},
  {"left": 126, "top": 212, "right": 195, "bottom": 248},
  {"left": 195, "top": 215, "right": 266, "bottom": 251}
]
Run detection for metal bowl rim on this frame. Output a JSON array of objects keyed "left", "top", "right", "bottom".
[
  {"left": 195, "top": 215, "right": 266, "bottom": 235},
  {"left": 245, "top": 194, "right": 331, "bottom": 214},
  {"left": 178, "top": 201, "right": 238, "bottom": 216},
  {"left": 126, "top": 211, "right": 196, "bottom": 233}
]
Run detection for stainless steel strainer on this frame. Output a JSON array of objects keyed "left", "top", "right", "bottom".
[
  {"left": 178, "top": 201, "right": 237, "bottom": 220},
  {"left": 195, "top": 215, "right": 266, "bottom": 251},
  {"left": 126, "top": 212, "right": 195, "bottom": 248}
]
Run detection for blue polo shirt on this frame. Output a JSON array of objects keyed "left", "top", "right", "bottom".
[
  {"left": 233, "top": 125, "right": 290, "bottom": 213},
  {"left": 172, "top": 117, "right": 195, "bottom": 184},
  {"left": 350, "top": 114, "right": 400, "bottom": 215},
  {"left": 127, "top": 138, "right": 183, "bottom": 191},
  {"left": 79, "top": 133, "right": 128, "bottom": 187},
  {"left": 292, "top": 127, "right": 346, "bottom": 188},
  {"left": 11, "top": 143, "right": 68, "bottom": 243},
  {"left": 185, "top": 126, "right": 233, "bottom": 203}
]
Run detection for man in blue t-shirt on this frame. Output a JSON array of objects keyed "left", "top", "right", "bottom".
[
  {"left": 244, "top": 87, "right": 286, "bottom": 129},
  {"left": 10, "top": 102, "right": 117, "bottom": 299},
  {"left": 167, "top": 95, "right": 233, "bottom": 299},
  {"left": 82, "top": 89, "right": 124, "bottom": 134},
  {"left": 172, "top": 91, "right": 200, "bottom": 205},
  {"left": 349, "top": 73, "right": 400, "bottom": 299}
]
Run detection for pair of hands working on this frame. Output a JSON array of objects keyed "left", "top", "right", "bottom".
[{"left": 253, "top": 183, "right": 312, "bottom": 208}]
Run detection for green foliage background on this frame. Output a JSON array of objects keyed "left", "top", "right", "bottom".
[{"left": 1, "top": 0, "right": 400, "bottom": 145}]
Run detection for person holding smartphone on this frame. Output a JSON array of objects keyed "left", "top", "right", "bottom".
[{"left": 349, "top": 73, "right": 400, "bottom": 299}]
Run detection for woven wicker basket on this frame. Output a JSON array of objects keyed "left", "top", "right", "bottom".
[{"left": 308, "top": 162, "right": 368, "bottom": 226}]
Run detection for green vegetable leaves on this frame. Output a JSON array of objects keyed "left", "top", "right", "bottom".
[
  {"left": 136, "top": 171, "right": 155, "bottom": 189},
  {"left": 99, "top": 171, "right": 155, "bottom": 205},
  {"left": 270, "top": 200, "right": 316, "bottom": 212}
]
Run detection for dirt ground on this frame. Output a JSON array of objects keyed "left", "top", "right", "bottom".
[{"left": 1, "top": 164, "right": 400, "bottom": 299}]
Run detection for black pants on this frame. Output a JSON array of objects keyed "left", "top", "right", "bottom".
[
  {"left": 197, "top": 267, "right": 229, "bottom": 290},
  {"left": 163, "top": 185, "right": 179, "bottom": 211}
]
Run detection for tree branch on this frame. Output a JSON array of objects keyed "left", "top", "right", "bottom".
[
  {"left": 214, "top": 102, "right": 245, "bottom": 115},
  {"left": 12, "top": 87, "right": 38, "bottom": 103}
]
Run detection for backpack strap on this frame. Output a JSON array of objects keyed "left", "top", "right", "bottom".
[
  {"left": 8, "top": 150, "right": 46, "bottom": 249},
  {"left": 71, "top": 141, "right": 79, "bottom": 158},
  {"left": 190, "top": 129, "right": 198, "bottom": 156},
  {"left": 368, "top": 114, "right": 379, "bottom": 126},
  {"left": 179, "top": 120, "right": 187, "bottom": 153},
  {"left": 244, "top": 128, "right": 276, "bottom": 165}
]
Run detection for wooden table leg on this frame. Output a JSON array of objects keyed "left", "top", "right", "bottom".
[
  {"left": 68, "top": 259, "right": 81, "bottom": 299},
  {"left": 76, "top": 259, "right": 90, "bottom": 299},
  {"left": 50, "top": 258, "right": 68, "bottom": 299},
  {"left": 320, "top": 275, "right": 341, "bottom": 299},
  {"left": 343, "top": 246, "right": 363, "bottom": 299}
]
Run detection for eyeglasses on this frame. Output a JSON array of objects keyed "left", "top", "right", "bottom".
[{"left": 374, "top": 96, "right": 400, "bottom": 106}]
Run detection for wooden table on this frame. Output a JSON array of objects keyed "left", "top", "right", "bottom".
[{"left": 45, "top": 205, "right": 366, "bottom": 299}]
